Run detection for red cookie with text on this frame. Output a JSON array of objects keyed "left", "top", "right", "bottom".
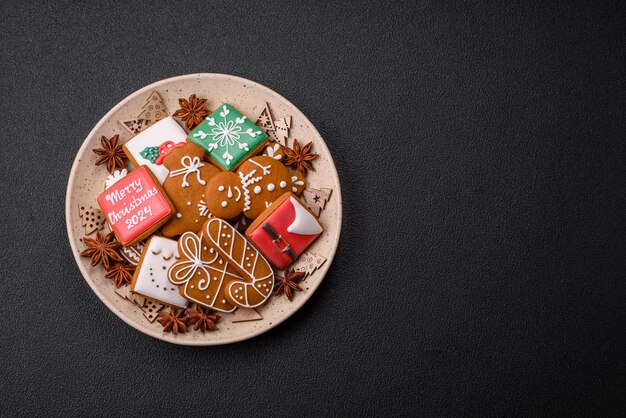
[
  {"left": 246, "top": 192, "right": 323, "bottom": 269},
  {"left": 97, "top": 166, "right": 175, "bottom": 246}
]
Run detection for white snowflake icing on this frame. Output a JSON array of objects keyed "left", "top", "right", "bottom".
[
  {"left": 192, "top": 105, "right": 263, "bottom": 166},
  {"left": 105, "top": 169, "right": 127, "bottom": 189}
]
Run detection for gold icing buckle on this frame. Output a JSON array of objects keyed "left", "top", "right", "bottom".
[{"left": 272, "top": 235, "right": 292, "bottom": 253}]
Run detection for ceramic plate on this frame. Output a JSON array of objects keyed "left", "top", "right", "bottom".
[{"left": 65, "top": 74, "right": 342, "bottom": 345}]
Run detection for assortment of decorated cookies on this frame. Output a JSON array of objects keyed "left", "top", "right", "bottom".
[{"left": 80, "top": 92, "right": 331, "bottom": 335}]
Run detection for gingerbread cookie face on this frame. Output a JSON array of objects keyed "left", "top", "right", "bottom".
[
  {"left": 97, "top": 166, "right": 174, "bottom": 246},
  {"left": 168, "top": 232, "right": 238, "bottom": 313},
  {"left": 202, "top": 218, "right": 274, "bottom": 309},
  {"left": 204, "top": 156, "right": 306, "bottom": 220},
  {"left": 203, "top": 172, "right": 245, "bottom": 220},
  {"left": 246, "top": 193, "right": 323, "bottom": 269},
  {"left": 160, "top": 142, "right": 220, "bottom": 237},
  {"left": 188, "top": 103, "right": 268, "bottom": 171},
  {"left": 131, "top": 236, "right": 188, "bottom": 308},
  {"left": 123, "top": 116, "right": 188, "bottom": 183}
]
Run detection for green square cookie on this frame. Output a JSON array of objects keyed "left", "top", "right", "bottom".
[{"left": 188, "top": 103, "right": 268, "bottom": 170}]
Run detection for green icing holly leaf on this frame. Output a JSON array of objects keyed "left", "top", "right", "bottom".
[{"left": 139, "top": 146, "right": 159, "bottom": 163}]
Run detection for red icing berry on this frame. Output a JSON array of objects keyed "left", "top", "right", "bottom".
[{"left": 155, "top": 141, "right": 186, "bottom": 165}]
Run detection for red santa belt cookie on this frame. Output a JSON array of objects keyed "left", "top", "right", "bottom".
[
  {"left": 246, "top": 193, "right": 323, "bottom": 269},
  {"left": 97, "top": 165, "right": 174, "bottom": 246},
  {"left": 202, "top": 218, "right": 274, "bottom": 309}
]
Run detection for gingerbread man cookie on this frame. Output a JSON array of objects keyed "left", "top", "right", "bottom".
[
  {"left": 160, "top": 142, "right": 220, "bottom": 237},
  {"left": 203, "top": 156, "right": 306, "bottom": 220},
  {"left": 202, "top": 218, "right": 274, "bottom": 308}
]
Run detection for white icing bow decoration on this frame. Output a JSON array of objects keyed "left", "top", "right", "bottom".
[
  {"left": 169, "top": 233, "right": 215, "bottom": 286},
  {"left": 168, "top": 156, "right": 206, "bottom": 187}
]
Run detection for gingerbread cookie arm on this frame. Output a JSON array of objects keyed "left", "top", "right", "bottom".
[{"left": 202, "top": 218, "right": 274, "bottom": 308}]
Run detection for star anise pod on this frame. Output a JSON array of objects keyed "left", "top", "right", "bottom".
[
  {"left": 173, "top": 94, "right": 210, "bottom": 130},
  {"left": 187, "top": 305, "right": 220, "bottom": 332},
  {"left": 157, "top": 308, "right": 188, "bottom": 334},
  {"left": 284, "top": 139, "right": 319, "bottom": 176},
  {"left": 92, "top": 134, "right": 127, "bottom": 173},
  {"left": 80, "top": 231, "right": 122, "bottom": 269},
  {"left": 273, "top": 270, "right": 306, "bottom": 301},
  {"left": 105, "top": 262, "right": 135, "bottom": 288}
]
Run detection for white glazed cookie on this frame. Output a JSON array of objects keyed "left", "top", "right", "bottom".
[
  {"left": 131, "top": 236, "right": 188, "bottom": 308},
  {"left": 122, "top": 116, "right": 188, "bottom": 184}
]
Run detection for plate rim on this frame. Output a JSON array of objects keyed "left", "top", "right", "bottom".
[{"left": 65, "top": 73, "right": 342, "bottom": 346}]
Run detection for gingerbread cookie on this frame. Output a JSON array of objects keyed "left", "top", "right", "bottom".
[
  {"left": 123, "top": 116, "right": 188, "bottom": 184},
  {"left": 246, "top": 193, "right": 323, "bottom": 269},
  {"left": 160, "top": 142, "right": 220, "bottom": 237},
  {"left": 131, "top": 236, "right": 188, "bottom": 308},
  {"left": 203, "top": 156, "right": 306, "bottom": 220},
  {"left": 188, "top": 103, "right": 268, "bottom": 171},
  {"left": 202, "top": 218, "right": 274, "bottom": 309},
  {"left": 97, "top": 166, "right": 174, "bottom": 246},
  {"left": 168, "top": 231, "right": 238, "bottom": 313}
]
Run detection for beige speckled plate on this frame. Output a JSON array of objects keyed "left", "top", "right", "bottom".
[{"left": 65, "top": 74, "right": 342, "bottom": 345}]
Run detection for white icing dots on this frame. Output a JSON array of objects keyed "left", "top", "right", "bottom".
[
  {"left": 221, "top": 201, "right": 228, "bottom": 207},
  {"left": 187, "top": 201, "right": 192, "bottom": 206},
  {"left": 218, "top": 185, "right": 225, "bottom": 192},
  {"left": 222, "top": 299, "right": 226, "bottom": 304},
  {"left": 280, "top": 181, "right": 287, "bottom": 188},
  {"left": 254, "top": 186, "right": 262, "bottom": 195},
  {"left": 267, "top": 183, "right": 275, "bottom": 192},
  {"left": 292, "top": 187, "right": 297, "bottom": 193},
  {"left": 176, "top": 213, "right": 183, "bottom": 219}
]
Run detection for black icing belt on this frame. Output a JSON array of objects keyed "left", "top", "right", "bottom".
[{"left": 261, "top": 223, "right": 298, "bottom": 261}]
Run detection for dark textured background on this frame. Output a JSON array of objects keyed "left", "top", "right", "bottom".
[{"left": 1, "top": 1, "right": 624, "bottom": 416}]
